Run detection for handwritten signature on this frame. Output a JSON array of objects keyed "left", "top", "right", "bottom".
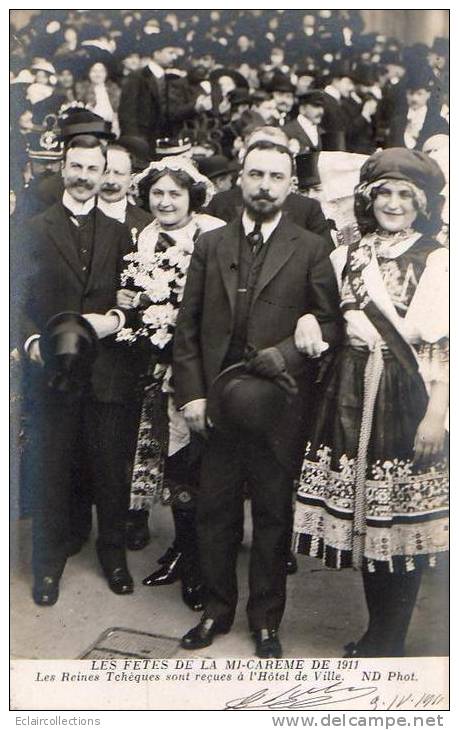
[{"left": 224, "top": 682, "right": 378, "bottom": 710}]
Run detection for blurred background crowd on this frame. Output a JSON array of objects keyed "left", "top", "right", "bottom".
[{"left": 10, "top": 9, "right": 449, "bottom": 211}]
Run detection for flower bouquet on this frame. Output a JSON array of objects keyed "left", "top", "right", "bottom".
[{"left": 116, "top": 230, "right": 194, "bottom": 352}]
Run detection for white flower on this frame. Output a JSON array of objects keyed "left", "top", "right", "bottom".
[
  {"left": 145, "top": 278, "right": 173, "bottom": 303},
  {"left": 150, "top": 328, "right": 173, "bottom": 348},
  {"left": 142, "top": 302, "right": 176, "bottom": 328}
]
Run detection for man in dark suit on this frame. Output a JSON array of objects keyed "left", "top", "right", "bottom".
[
  {"left": 118, "top": 31, "right": 197, "bottom": 154},
  {"left": 386, "top": 69, "right": 449, "bottom": 150},
  {"left": 98, "top": 143, "right": 153, "bottom": 230},
  {"left": 173, "top": 141, "right": 341, "bottom": 657},
  {"left": 21, "top": 135, "right": 147, "bottom": 606},
  {"left": 284, "top": 91, "right": 325, "bottom": 154},
  {"left": 204, "top": 122, "right": 333, "bottom": 250}
]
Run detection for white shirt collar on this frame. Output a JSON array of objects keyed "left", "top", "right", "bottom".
[
  {"left": 242, "top": 210, "right": 282, "bottom": 243},
  {"left": 407, "top": 105, "right": 428, "bottom": 124},
  {"left": 148, "top": 60, "right": 165, "bottom": 79},
  {"left": 62, "top": 190, "right": 96, "bottom": 217},
  {"left": 296, "top": 114, "right": 319, "bottom": 146},
  {"left": 324, "top": 84, "right": 341, "bottom": 101},
  {"left": 97, "top": 196, "right": 128, "bottom": 223}
]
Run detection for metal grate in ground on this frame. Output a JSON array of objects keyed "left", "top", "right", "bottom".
[{"left": 80, "top": 627, "right": 181, "bottom": 659}]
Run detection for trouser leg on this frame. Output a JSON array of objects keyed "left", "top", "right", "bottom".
[
  {"left": 85, "top": 401, "right": 136, "bottom": 556},
  {"left": 31, "top": 395, "right": 82, "bottom": 579},
  {"left": 246, "top": 439, "right": 293, "bottom": 631},
  {"left": 196, "top": 431, "right": 244, "bottom": 624}
]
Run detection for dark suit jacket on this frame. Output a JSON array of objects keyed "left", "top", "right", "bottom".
[
  {"left": 320, "top": 93, "right": 347, "bottom": 151},
  {"left": 118, "top": 67, "right": 196, "bottom": 147},
  {"left": 20, "top": 201, "right": 148, "bottom": 404},
  {"left": 125, "top": 203, "right": 153, "bottom": 232},
  {"left": 386, "top": 108, "right": 449, "bottom": 150},
  {"left": 173, "top": 215, "right": 342, "bottom": 473},
  {"left": 204, "top": 187, "right": 333, "bottom": 251},
  {"left": 284, "top": 118, "right": 322, "bottom": 153}
]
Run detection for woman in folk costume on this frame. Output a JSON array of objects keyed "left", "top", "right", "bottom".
[
  {"left": 116, "top": 156, "right": 224, "bottom": 611},
  {"left": 293, "top": 148, "right": 448, "bottom": 657}
]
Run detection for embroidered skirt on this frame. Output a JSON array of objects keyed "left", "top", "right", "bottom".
[{"left": 293, "top": 346, "right": 449, "bottom": 573}]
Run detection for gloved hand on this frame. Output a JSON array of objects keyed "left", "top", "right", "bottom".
[
  {"left": 246, "top": 347, "right": 298, "bottom": 397},
  {"left": 246, "top": 347, "right": 286, "bottom": 379}
]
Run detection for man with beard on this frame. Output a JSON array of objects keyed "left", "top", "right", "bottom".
[
  {"left": 21, "top": 135, "right": 146, "bottom": 606},
  {"left": 98, "top": 143, "right": 153, "bottom": 230},
  {"left": 173, "top": 141, "right": 341, "bottom": 657},
  {"left": 205, "top": 126, "right": 333, "bottom": 250}
]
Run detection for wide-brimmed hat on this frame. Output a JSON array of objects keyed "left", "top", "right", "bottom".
[
  {"left": 206, "top": 362, "right": 290, "bottom": 440},
  {"left": 40, "top": 312, "right": 99, "bottom": 395}
]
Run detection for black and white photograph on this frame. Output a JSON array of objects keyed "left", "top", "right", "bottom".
[{"left": 9, "top": 7, "right": 450, "bottom": 713}]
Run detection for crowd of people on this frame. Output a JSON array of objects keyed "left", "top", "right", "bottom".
[{"left": 11, "top": 10, "right": 449, "bottom": 661}]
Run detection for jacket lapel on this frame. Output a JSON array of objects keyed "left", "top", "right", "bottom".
[
  {"left": 251, "top": 216, "right": 298, "bottom": 306},
  {"left": 216, "top": 218, "right": 242, "bottom": 315},
  {"left": 45, "top": 202, "right": 85, "bottom": 284}
]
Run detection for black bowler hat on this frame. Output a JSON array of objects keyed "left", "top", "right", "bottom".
[
  {"left": 57, "top": 107, "right": 116, "bottom": 142},
  {"left": 297, "top": 90, "right": 327, "bottom": 107},
  {"left": 295, "top": 152, "right": 321, "bottom": 190},
  {"left": 206, "top": 362, "right": 290, "bottom": 440},
  {"left": 117, "top": 135, "right": 151, "bottom": 172},
  {"left": 197, "top": 155, "right": 235, "bottom": 180},
  {"left": 268, "top": 74, "right": 295, "bottom": 93},
  {"left": 40, "top": 312, "right": 99, "bottom": 395}
]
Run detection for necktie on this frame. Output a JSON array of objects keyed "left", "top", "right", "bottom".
[
  {"left": 156, "top": 231, "right": 176, "bottom": 252},
  {"left": 247, "top": 222, "right": 263, "bottom": 257}
]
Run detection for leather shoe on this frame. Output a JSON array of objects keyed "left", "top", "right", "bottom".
[
  {"left": 33, "top": 575, "right": 60, "bottom": 606},
  {"left": 143, "top": 552, "right": 183, "bottom": 586},
  {"left": 158, "top": 544, "right": 179, "bottom": 565},
  {"left": 104, "top": 566, "right": 134, "bottom": 595},
  {"left": 97, "top": 548, "right": 134, "bottom": 594},
  {"left": 253, "top": 628, "right": 283, "bottom": 658},
  {"left": 286, "top": 551, "right": 298, "bottom": 575},
  {"left": 181, "top": 617, "right": 232, "bottom": 650},
  {"left": 126, "top": 509, "right": 150, "bottom": 551},
  {"left": 181, "top": 581, "right": 206, "bottom": 612}
]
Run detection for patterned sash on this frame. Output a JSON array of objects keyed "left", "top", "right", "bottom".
[{"left": 345, "top": 241, "right": 427, "bottom": 567}]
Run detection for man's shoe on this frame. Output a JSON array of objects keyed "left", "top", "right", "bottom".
[
  {"left": 181, "top": 617, "right": 232, "bottom": 650},
  {"left": 126, "top": 509, "right": 150, "bottom": 551},
  {"left": 33, "top": 576, "right": 60, "bottom": 606},
  {"left": 286, "top": 552, "right": 298, "bottom": 575},
  {"left": 181, "top": 580, "right": 206, "bottom": 612},
  {"left": 97, "top": 547, "right": 134, "bottom": 595},
  {"left": 143, "top": 552, "right": 183, "bottom": 586},
  {"left": 253, "top": 629, "right": 283, "bottom": 658},
  {"left": 104, "top": 566, "right": 134, "bottom": 595}
]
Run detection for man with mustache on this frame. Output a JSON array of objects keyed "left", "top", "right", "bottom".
[
  {"left": 173, "top": 140, "right": 341, "bottom": 657},
  {"left": 20, "top": 135, "right": 147, "bottom": 605},
  {"left": 98, "top": 143, "right": 153, "bottom": 230}
]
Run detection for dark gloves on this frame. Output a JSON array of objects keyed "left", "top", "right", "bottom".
[{"left": 245, "top": 347, "right": 298, "bottom": 397}]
